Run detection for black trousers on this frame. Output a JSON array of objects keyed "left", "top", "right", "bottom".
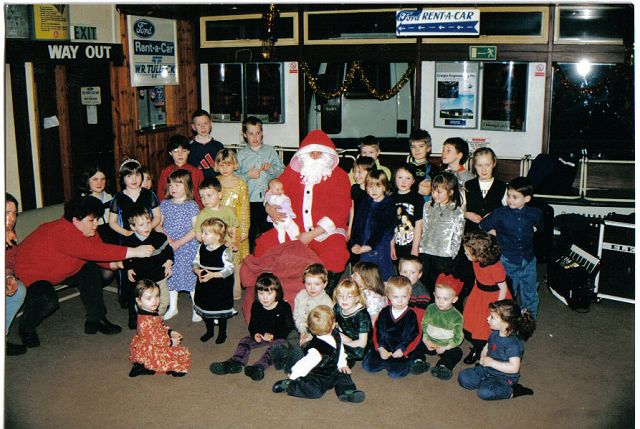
[
  {"left": 287, "top": 371, "right": 357, "bottom": 399},
  {"left": 19, "top": 262, "right": 107, "bottom": 333},
  {"left": 420, "top": 254, "right": 455, "bottom": 294},
  {"left": 425, "top": 346, "right": 463, "bottom": 370},
  {"left": 249, "top": 202, "right": 271, "bottom": 253}
]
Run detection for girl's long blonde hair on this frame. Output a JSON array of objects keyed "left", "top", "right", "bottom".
[{"left": 351, "top": 261, "right": 385, "bottom": 296}]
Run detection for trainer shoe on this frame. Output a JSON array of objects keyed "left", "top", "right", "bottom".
[
  {"left": 272, "top": 379, "right": 291, "bottom": 393},
  {"left": 430, "top": 364, "right": 453, "bottom": 380},
  {"left": 244, "top": 365, "right": 265, "bottom": 381},
  {"left": 338, "top": 389, "right": 366, "bottom": 403},
  {"left": 410, "top": 358, "right": 430, "bottom": 375}
]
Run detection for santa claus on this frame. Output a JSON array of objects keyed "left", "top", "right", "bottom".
[{"left": 254, "top": 130, "right": 351, "bottom": 274}]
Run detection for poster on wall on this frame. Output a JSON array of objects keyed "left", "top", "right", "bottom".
[
  {"left": 127, "top": 15, "right": 179, "bottom": 86},
  {"left": 33, "top": 4, "right": 69, "bottom": 40},
  {"left": 434, "top": 62, "right": 478, "bottom": 129}
]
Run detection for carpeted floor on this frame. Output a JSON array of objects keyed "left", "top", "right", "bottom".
[{"left": 5, "top": 276, "right": 635, "bottom": 429}]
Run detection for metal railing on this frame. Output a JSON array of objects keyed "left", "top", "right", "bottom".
[{"left": 229, "top": 145, "right": 634, "bottom": 205}]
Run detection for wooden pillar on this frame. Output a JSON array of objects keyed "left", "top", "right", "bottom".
[{"left": 54, "top": 65, "right": 73, "bottom": 200}]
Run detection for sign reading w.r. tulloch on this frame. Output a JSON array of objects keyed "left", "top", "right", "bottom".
[
  {"left": 396, "top": 9, "right": 480, "bottom": 37},
  {"left": 127, "top": 15, "right": 179, "bottom": 87}
]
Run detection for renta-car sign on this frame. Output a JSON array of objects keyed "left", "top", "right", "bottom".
[{"left": 396, "top": 9, "right": 480, "bottom": 36}]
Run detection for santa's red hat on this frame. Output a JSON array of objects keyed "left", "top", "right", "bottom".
[
  {"left": 435, "top": 273, "right": 463, "bottom": 296},
  {"left": 290, "top": 130, "right": 339, "bottom": 172}
]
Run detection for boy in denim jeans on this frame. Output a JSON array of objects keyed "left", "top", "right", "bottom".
[{"left": 479, "top": 177, "right": 542, "bottom": 319}]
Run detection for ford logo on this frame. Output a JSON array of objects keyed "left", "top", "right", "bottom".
[{"left": 134, "top": 19, "right": 155, "bottom": 38}]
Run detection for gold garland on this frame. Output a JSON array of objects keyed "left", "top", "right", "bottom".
[{"left": 300, "top": 61, "right": 415, "bottom": 101}]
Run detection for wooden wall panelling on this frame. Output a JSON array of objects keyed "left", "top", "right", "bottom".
[
  {"left": 54, "top": 65, "right": 73, "bottom": 200},
  {"left": 110, "top": 12, "right": 137, "bottom": 190},
  {"left": 165, "top": 19, "right": 198, "bottom": 129},
  {"left": 111, "top": 13, "right": 197, "bottom": 190}
]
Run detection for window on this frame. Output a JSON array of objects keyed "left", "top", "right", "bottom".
[
  {"left": 200, "top": 13, "right": 298, "bottom": 48},
  {"left": 304, "top": 9, "right": 415, "bottom": 44},
  {"left": 207, "top": 62, "right": 284, "bottom": 123},
  {"left": 549, "top": 62, "right": 634, "bottom": 160},
  {"left": 555, "top": 5, "right": 632, "bottom": 44},
  {"left": 481, "top": 62, "right": 528, "bottom": 132},
  {"left": 345, "top": 63, "right": 391, "bottom": 100},
  {"left": 137, "top": 86, "right": 167, "bottom": 129}
]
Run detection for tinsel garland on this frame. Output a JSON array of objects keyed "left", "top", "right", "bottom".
[
  {"left": 552, "top": 63, "right": 631, "bottom": 95},
  {"left": 300, "top": 61, "right": 415, "bottom": 101}
]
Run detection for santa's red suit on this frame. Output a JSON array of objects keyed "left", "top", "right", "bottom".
[{"left": 254, "top": 130, "right": 351, "bottom": 273}]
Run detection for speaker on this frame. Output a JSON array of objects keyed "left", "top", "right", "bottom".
[{"left": 596, "top": 220, "right": 635, "bottom": 303}]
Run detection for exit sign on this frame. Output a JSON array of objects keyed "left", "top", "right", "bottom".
[
  {"left": 73, "top": 25, "right": 97, "bottom": 41},
  {"left": 469, "top": 45, "right": 497, "bottom": 60}
]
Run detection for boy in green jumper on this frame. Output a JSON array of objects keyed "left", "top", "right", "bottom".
[{"left": 420, "top": 273, "right": 464, "bottom": 380}]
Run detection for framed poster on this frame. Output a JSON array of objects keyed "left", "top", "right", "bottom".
[
  {"left": 434, "top": 62, "right": 478, "bottom": 129},
  {"left": 33, "top": 4, "right": 69, "bottom": 40},
  {"left": 127, "top": 15, "right": 179, "bottom": 86}
]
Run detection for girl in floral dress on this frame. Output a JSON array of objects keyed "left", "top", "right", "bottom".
[
  {"left": 129, "top": 279, "right": 190, "bottom": 377},
  {"left": 159, "top": 169, "right": 200, "bottom": 321},
  {"left": 215, "top": 149, "right": 250, "bottom": 300}
]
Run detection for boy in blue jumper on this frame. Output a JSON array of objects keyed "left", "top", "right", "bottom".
[
  {"left": 480, "top": 177, "right": 542, "bottom": 319},
  {"left": 362, "top": 276, "right": 422, "bottom": 378}
]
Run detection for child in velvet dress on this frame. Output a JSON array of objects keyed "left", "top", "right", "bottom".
[
  {"left": 129, "top": 280, "right": 190, "bottom": 377},
  {"left": 333, "top": 279, "right": 372, "bottom": 368},
  {"left": 462, "top": 231, "right": 512, "bottom": 366},
  {"left": 350, "top": 170, "right": 396, "bottom": 281},
  {"left": 193, "top": 217, "right": 236, "bottom": 344}
]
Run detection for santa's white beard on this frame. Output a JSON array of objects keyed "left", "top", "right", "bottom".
[{"left": 299, "top": 153, "right": 333, "bottom": 186}]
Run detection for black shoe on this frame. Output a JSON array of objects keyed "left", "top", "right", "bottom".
[
  {"left": 6, "top": 342, "right": 27, "bottom": 356},
  {"left": 512, "top": 383, "right": 534, "bottom": 398},
  {"left": 210, "top": 359, "right": 242, "bottom": 375},
  {"left": 410, "top": 358, "right": 430, "bottom": 375},
  {"left": 272, "top": 379, "right": 290, "bottom": 393},
  {"left": 167, "top": 371, "right": 187, "bottom": 377},
  {"left": 200, "top": 332, "right": 214, "bottom": 343},
  {"left": 270, "top": 344, "right": 288, "bottom": 370},
  {"left": 129, "top": 363, "right": 155, "bottom": 377},
  {"left": 85, "top": 318, "right": 122, "bottom": 335},
  {"left": 284, "top": 346, "right": 304, "bottom": 374},
  {"left": 20, "top": 331, "right": 40, "bottom": 348},
  {"left": 244, "top": 365, "right": 265, "bottom": 381},
  {"left": 338, "top": 389, "right": 366, "bottom": 403},
  {"left": 430, "top": 364, "right": 453, "bottom": 380},
  {"left": 463, "top": 348, "right": 481, "bottom": 365},
  {"left": 215, "top": 334, "right": 227, "bottom": 344},
  {"left": 210, "top": 361, "right": 230, "bottom": 375}
]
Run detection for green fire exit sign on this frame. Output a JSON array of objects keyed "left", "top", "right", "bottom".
[{"left": 469, "top": 45, "right": 497, "bottom": 60}]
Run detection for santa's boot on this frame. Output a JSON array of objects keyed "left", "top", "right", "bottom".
[{"left": 163, "top": 291, "right": 179, "bottom": 321}]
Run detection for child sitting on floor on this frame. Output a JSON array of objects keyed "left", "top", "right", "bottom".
[
  {"left": 362, "top": 275, "right": 421, "bottom": 379},
  {"left": 458, "top": 299, "right": 536, "bottom": 400},
  {"left": 417, "top": 273, "right": 464, "bottom": 381},
  {"left": 129, "top": 279, "right": 191, "bottom": 377},
  {"left": 210, "top": 272, "right": 294, "bottom": 381},
  {"left": 332, "top": 279, "right": 372, "bottom": 368},
  {"left": 272, "top": 305, "right": 365, "bottom": 403}
]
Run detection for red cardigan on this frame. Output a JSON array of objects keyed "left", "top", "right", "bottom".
[
  {"left": 15, "top": 218, "right": 127, "bottom": 287},
  {"left": 157, "top": 163, "right": 204, "bottom": 208}
]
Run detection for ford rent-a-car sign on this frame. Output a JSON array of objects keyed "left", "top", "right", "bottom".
[
  {"left": 134, "top": 19, "right": 155, "bottom": 38},
  {"left": 127, "top": 15, "right": 178, "bottom": 86}
]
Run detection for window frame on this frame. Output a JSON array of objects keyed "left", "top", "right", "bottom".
[
  {"left": 553, "top": 5, "right": 627, "bottom": 45},
  {"left": 199, "top": 12, "right": 299, "bottom": 48}
]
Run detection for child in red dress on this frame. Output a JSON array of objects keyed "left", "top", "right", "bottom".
[
  {"left": 129, "top": 279, "right": 191, "bottom": 377},
  {"left": 462, "top": 231, "right": 511, "bottom": 365}
]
